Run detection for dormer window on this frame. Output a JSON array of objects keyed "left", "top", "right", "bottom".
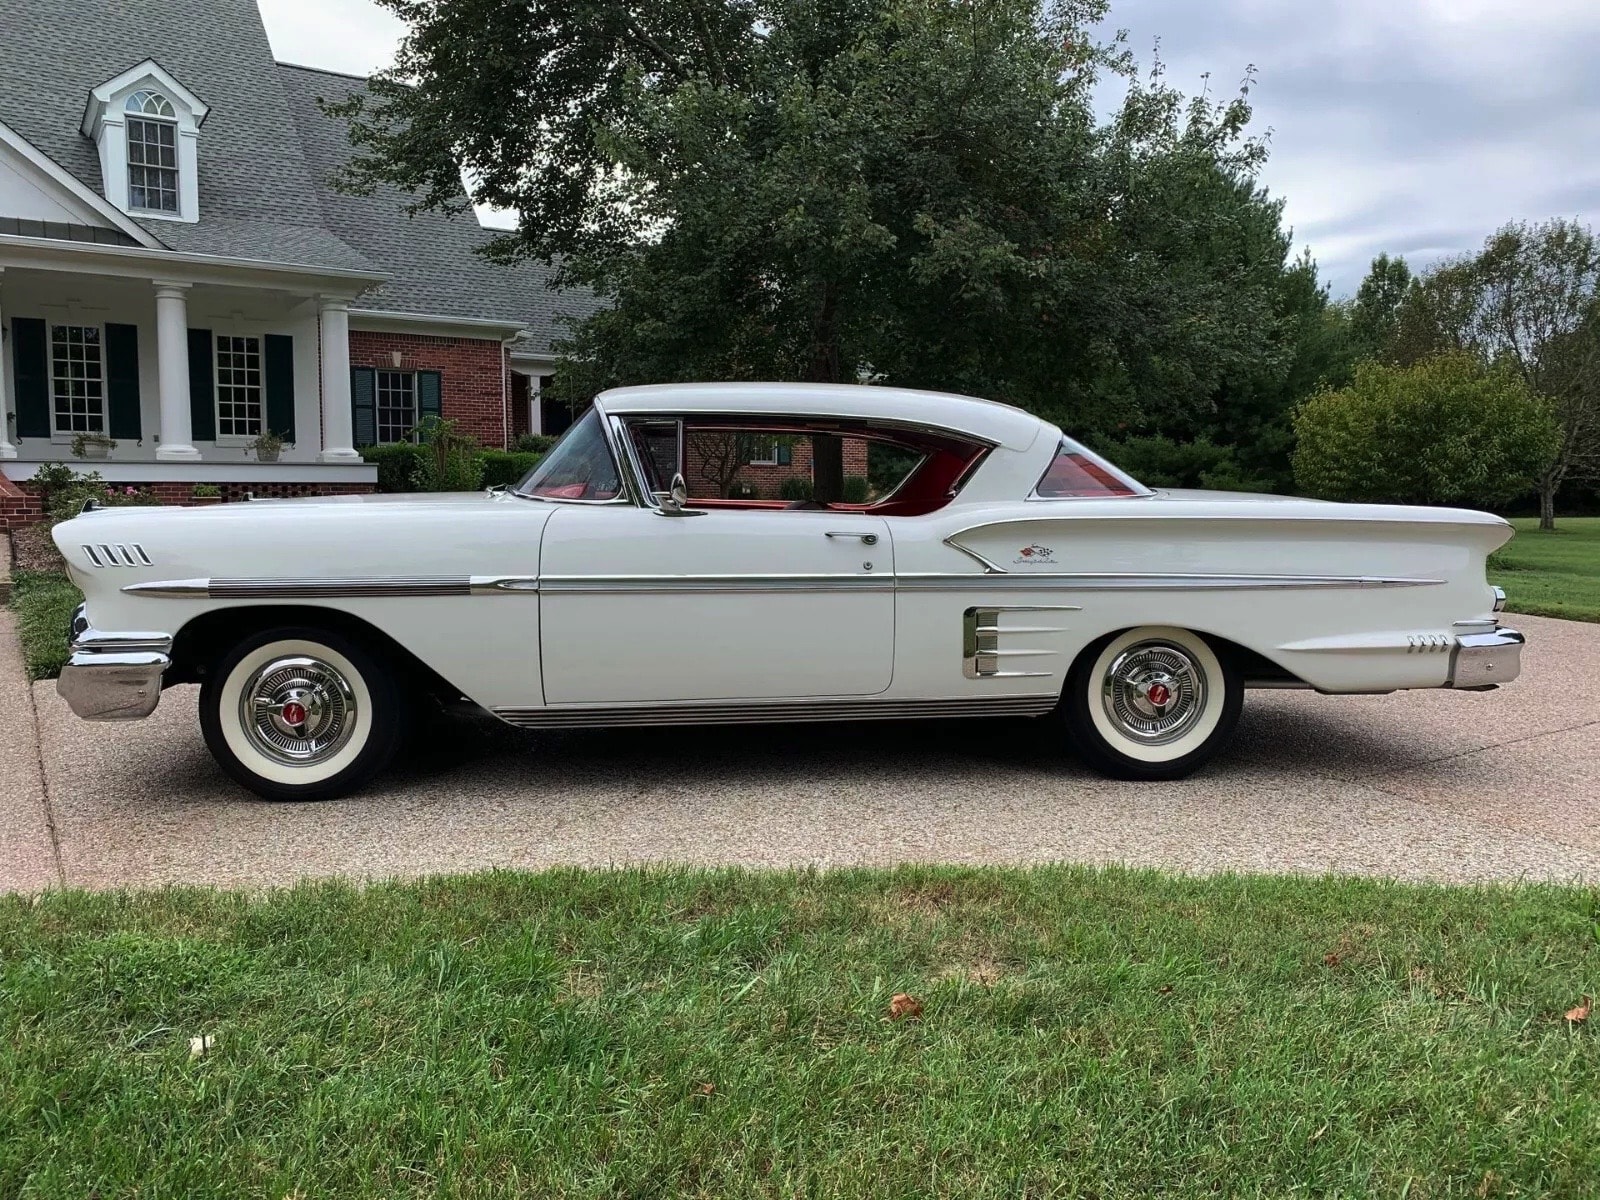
[
  {"left": 125, "top": 92, "right": 179, "bottom": 213},
  {"left": 82, "top": 61, "right": 208, "bottom": 224}
]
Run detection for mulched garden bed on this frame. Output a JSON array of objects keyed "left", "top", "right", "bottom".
[{"left": 8, "top": 523, "right": 64, "bottom": 574}]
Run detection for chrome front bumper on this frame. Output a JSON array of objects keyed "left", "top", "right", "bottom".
[
  {"left": 1448, "top": 626, "right": 1524, "bottom": 690},
  {"left": 56, "top": 605, "right": 172, "bottom": 721}
]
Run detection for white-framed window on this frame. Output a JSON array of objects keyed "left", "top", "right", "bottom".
[
  {"left": 376, "top": 370, "right": 419, "bottom": 444},
  {"left": 215, "top": 334, "right": 263, "bottom": 440},
  {"left": 49, "top": 324, "right": 106, "bottom": 435},
  {"left": 125, "top": 91, "right": 179, "bottom": 214},
  {"left": 748, "top": 437, "right": 793, "bottom": 466}
]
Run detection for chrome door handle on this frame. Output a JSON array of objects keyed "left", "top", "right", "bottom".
[{"left": 825, "top": 531, "right": 879, "bottom": 546}]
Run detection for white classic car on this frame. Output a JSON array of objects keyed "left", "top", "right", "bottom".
[{"left": 54, "top": 383, "right": 1524, "bottom": 801}]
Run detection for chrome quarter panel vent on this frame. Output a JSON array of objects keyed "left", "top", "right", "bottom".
[
  {"left": 963, "top": 605, "right": 1079, "bottom": 679},
  {"left": 82, "top": 543, "right": 151, "bottom": 568}
]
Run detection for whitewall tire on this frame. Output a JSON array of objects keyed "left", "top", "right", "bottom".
[
  {"left": 199, "top": 626, "right": 404, "bottom": 801},
  {"left": 1060, "top": 626, "right": 1242, "bottom": 781}
]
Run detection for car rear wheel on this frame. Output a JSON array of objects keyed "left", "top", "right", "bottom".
[
  {"left": 1060, "top": 626, "right": 1242, "bottom": 781},
  {"left": 199, "top": 626, "right": 404, "bottom": 801}
]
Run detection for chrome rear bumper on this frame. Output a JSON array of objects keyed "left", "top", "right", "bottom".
[
  {"left": 56, "top": 605, "right": 172, "bottom": 721},
  {"left": 1448, "top": 627, "right": 1524, "bottom": 690}
]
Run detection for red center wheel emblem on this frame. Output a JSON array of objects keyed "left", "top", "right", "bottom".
[
  {"left": 1146, "top": 683, "right": 1171, "bottom": 707},
  {"left": 281, "top": 701, "right": 308, "bottom": 727}
]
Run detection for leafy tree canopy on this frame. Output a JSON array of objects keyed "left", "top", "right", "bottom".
[
  {"left": 332, "top": 0, "right": 1305, "bottom": 448},
  {"left": 1391, "top": 219, "right": 1600, "bottom": 526}
]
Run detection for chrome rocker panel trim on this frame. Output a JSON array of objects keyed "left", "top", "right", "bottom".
[
  {"left": 56, "top": 605, "right": 172, "bottom": 721},
  {"left": 494, "top": 694, "right": 1059, "bottom": 729}
]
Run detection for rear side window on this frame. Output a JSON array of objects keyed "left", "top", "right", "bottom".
[{"left": 1034, "top": 439, "right": 1147, "bottom": 499}]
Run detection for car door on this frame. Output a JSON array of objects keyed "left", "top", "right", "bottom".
[{"left": 538, "top": 504, "right": 895, "bottom": 704}]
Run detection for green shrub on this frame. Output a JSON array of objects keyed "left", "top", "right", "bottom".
[
  {"left": 361, "top": 443, "right": 427, "bottom": 492},
  {"left": 1294, "top": 354, "right": 1559, "bottom": 507},
  {"left": 479, "top": 450, "right": 545, "bottom": 489},
  {"left": 415, "top": 417, "right": 485, "bottom": 492},
  {"left": 363, "top": 442, "right": 542, "bottom": 493},
  {"left": 842, "top": 475, "right": 870, "bottom": 504},
  {"left": 778, "top": 476, "right": 814, "bottom": 502},
  {"left": 35, "top": 468, "right": 158, "bottom": 525},
  {"left": 513, "top": 433, "right": 557, "bottom": 454}
]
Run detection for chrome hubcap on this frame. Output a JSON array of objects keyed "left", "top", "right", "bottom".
[
  {"left": 240, "top": 656, "right": 358, "bottom": 766},
  {"left": 1101, "top": 641, "right": 1207, "bottom": 745}
]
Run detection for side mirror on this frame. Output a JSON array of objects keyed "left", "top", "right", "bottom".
[{"left": 655, "top": 472, "right": 703, "bottom": 518}]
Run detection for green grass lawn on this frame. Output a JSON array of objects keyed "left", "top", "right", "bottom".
[
  {"left": 1490, "top": 516, "right": 1600, "bottom": 623},
  {"left": 2, "top": 868, "right": 1597, "bottom": 1197},
  {"left": 7, "top": 568, "right": 82, "bottom": 681}
]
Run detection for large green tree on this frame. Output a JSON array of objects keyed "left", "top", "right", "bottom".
[
  {"left": 333, "top": 0, "right": 1296, "bottom": 456},
  {"left": 1392, "top": 220, "right": 1600, "bottom": 527}
]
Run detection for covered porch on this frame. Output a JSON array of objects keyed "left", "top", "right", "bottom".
[{"left": 0, "top": 236, "right": 383, "bottom": 491}]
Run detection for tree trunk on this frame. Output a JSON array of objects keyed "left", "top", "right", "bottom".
[{"left": 1539, "top": 480, "right": 1556, "bottom": 531}]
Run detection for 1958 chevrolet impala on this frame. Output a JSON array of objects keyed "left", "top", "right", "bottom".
[{"left": 54, "top": 383, "right": 1524, "bottom": 801}]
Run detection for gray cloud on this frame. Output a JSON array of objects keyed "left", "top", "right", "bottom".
[
  {"left": 1099, "top": 0, "right": 1600, "bottom": 292},
  {"left": 260, "top": 0, "right": 1600, "bottom": 295}
]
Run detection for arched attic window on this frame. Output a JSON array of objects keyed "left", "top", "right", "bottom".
[{"left": 124, "top": 90, "right": 178, "bottom": 213}]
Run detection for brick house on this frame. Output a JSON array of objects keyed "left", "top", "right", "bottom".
[{"left": 0, "top": 0, "right": 596, "bottom": 525}]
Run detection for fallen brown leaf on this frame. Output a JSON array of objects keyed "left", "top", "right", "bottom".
[
  {"left": 692, "top": 1081, "right": 715, "bottom": 1096},
  {"left": 1323, "top": 953, "right": 1342, "bottom": 967},
  {"left": 1565, "top": 996, "right": 1592, "bottom": 1024},
  {"left": 887, "top": 993, "right": 924, "bottom": 1021}
]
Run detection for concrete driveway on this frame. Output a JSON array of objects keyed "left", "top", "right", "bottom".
[{"left": 3, "top": 612, "right": 1597, "bottom": 892}]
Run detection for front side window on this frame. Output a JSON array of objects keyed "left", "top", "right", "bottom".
[
  {"left": 215, "top": 335, "right": 263, "bottom": 439},
  {"left": 50, "top": 325, "right": 105, "bottom": 434},
  {"left": 514, "top": 408, "right": 622, "bottom": 501},
  {"left": 126, "top": 92, "right": 179, "bottom": 214},
  {"left": 1034, "top": 438, "right": 1148, "bottom": 499},
  {"left": 376, "top": 371, "right": 418, "bottom": 444}
]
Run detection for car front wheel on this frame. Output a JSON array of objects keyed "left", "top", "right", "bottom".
[
  {"left": 1060, "top": 625, "right": 1242, "bottom": 781},
  {"left": 199, "top": 625, "right": 404, "bottom": 801}
]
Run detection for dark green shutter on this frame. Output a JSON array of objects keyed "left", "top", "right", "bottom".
[
  {"left": 104, "top": 323, "right": 142, "bottom": 441},
  {"left": 418, "top": 370, "right": 443, "bottom": 421},
  {"left": 350, "top": 366, "right": 376, "bottom": 447},
  {"left": 10, "top": 317, "right": 49, "bottom": 439},
  {"left": 263, "top": 334, "right": 295, "bottom": 442},
  {"left": 187, "top": 328, "right": 215, "bottom": 442}
]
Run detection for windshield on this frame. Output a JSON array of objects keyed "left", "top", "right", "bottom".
[
  {"left": 1034, "top": 438, "right": 1149, "bottom": 499},
  {"left": 514, "top": 408, "right": 623, "bottom": 502}
]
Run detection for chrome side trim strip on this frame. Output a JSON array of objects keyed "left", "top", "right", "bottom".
[
  {"left": 539, "top": 574, "right": 892, "bottom": 595},
  {"left": 494, "top": 694, "right": 1059, "bottom": 729},
  {"left": 122, "top": 579, "right": 211, "bottom": 598},
  {"left": 901, "top": 572, "right": 1444, "bottom": 591},
  {"left": 125, "top": 576, "right": 541, "bottom": 599},
  {"left": 126, "top": 571, "right": 1438, "bottom": 600},
  {"left": 941, "top": 536, "right": 1007, "bottom": 574}
]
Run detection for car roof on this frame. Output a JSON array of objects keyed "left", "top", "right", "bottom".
[{"left": 594, "top": 383, "right": 1050, "bottom": 452}]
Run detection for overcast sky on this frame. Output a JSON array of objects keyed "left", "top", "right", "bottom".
[{"left": 259, "top": 0, "right": 1600, "bottom": 296}]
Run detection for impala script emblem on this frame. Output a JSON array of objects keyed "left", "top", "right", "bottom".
[{"left": 1014, "top": 543, "right": 1055, "bottom": 564}]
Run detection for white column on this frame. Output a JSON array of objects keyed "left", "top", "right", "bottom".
[
  {"left": 153, "top": 281, "right": 199, "bottom": 461},
  {"left": 318, "top": 297, "right": 359, "bottom": 461},
  {"left": 0, "top": 268, "right": 15, "bottom": 460},
  {"left": 528, "top": 373, "right": 543, "bottom": 436}
]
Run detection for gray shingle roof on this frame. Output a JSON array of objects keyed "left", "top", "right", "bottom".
[
  {"left": 280, "top": 64, "right": 601, "bottom": 353},
  {"left": 0, "top": 0, "right": 374, "bottom": 271},
  {"left": 0, "top": 0, "right": 599, "bottom": 351}
]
